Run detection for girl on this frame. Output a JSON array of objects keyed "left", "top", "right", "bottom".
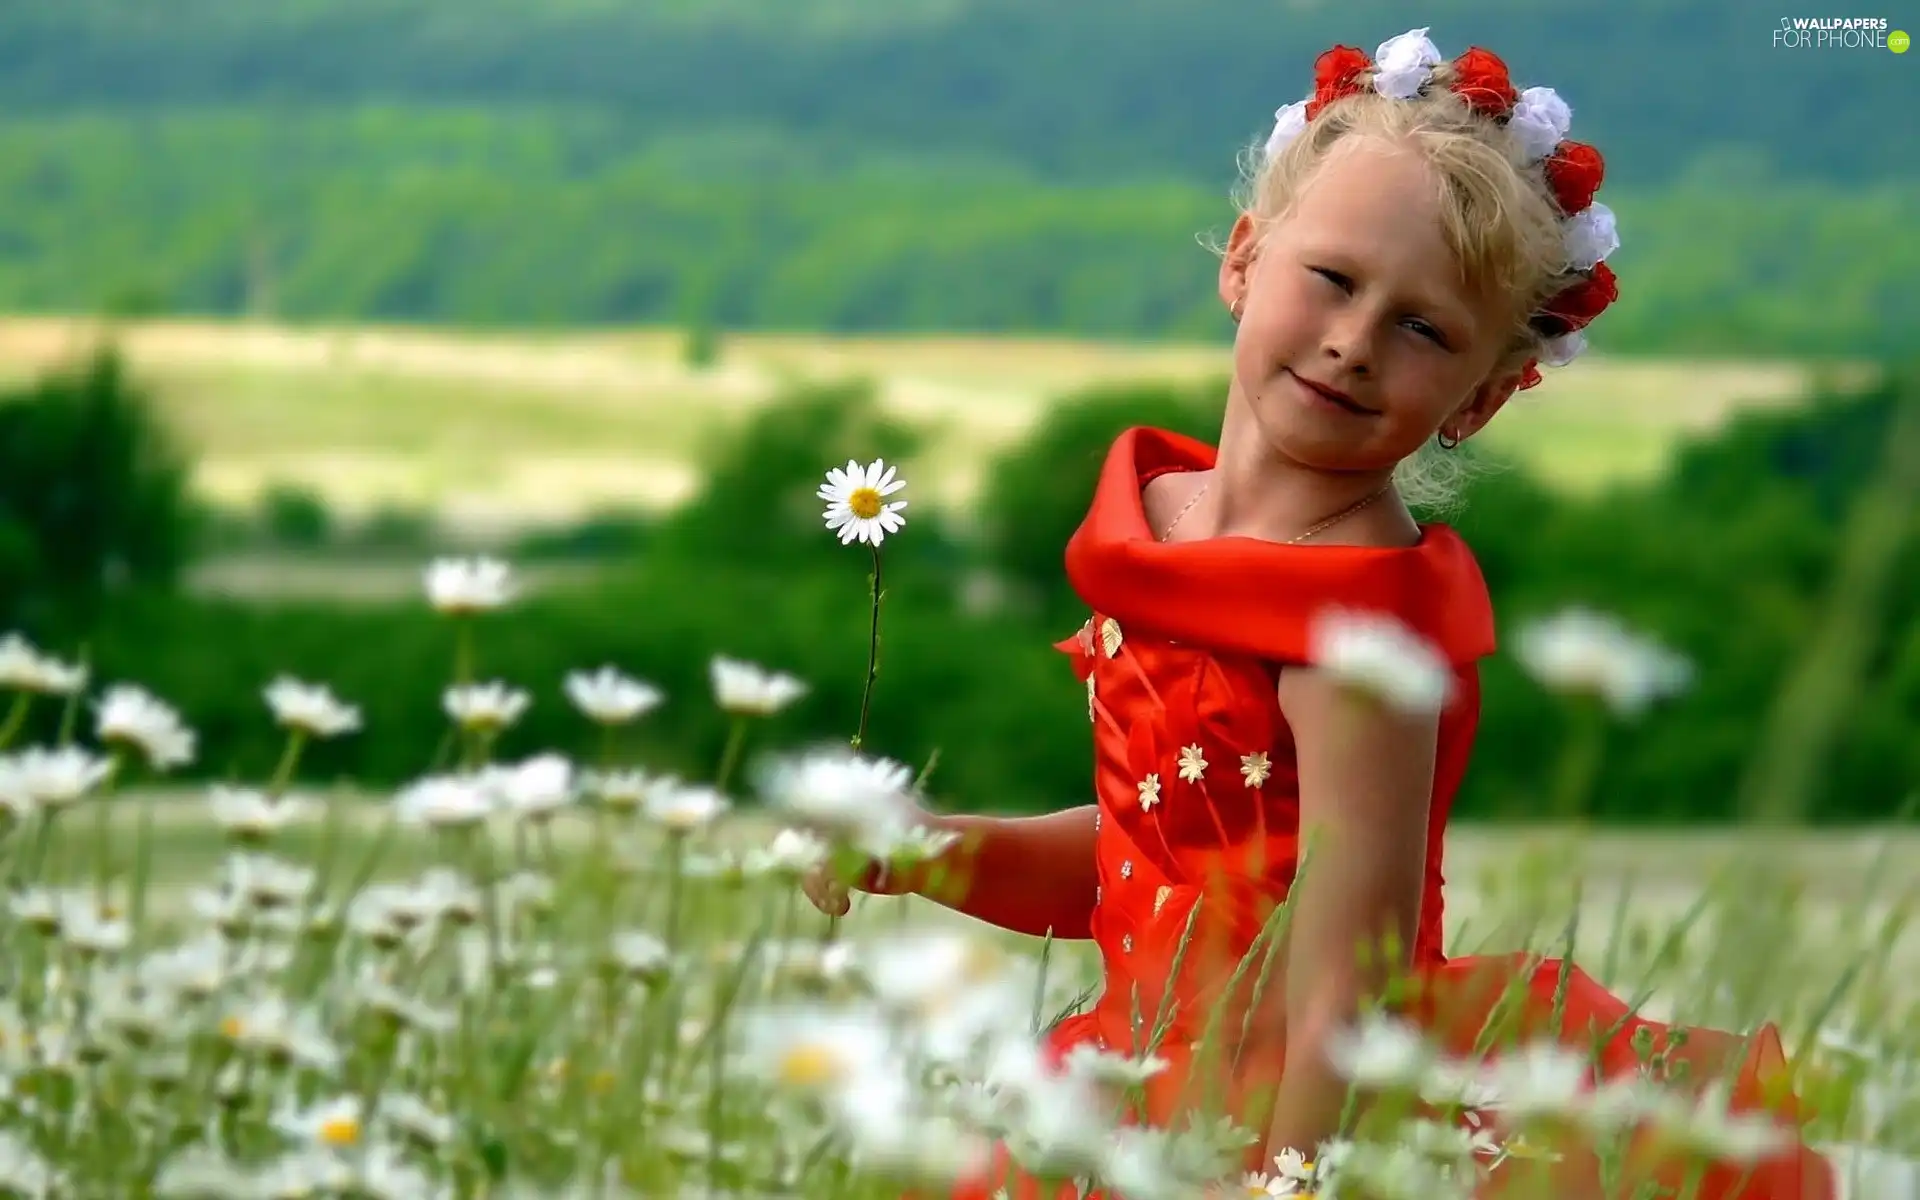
[{"left": 804, "top": 28, "right": 1836, "bottom": 1200}]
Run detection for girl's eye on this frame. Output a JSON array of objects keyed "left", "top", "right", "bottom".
[{"left": 1313, "top": 265, "right": 1450, "bottom": 347}]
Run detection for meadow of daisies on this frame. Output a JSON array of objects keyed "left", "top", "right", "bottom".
[{"left": 0, "top": 457, "right": 1915, "bottom": 1199}]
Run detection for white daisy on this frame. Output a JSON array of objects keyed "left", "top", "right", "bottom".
[
  {"left": 1513, "top": 607, "right": 1693, "bottom": 718},
  {"left": 583, "top": 767, "right": 658, "bottom": 812},
  {"left": 1324, "top": 1013, "right": 1434, "bottom": 1092},
  {"left": 424, "top": 556, "right": 513, "bottom": 614},
  {"left": 263, "top": 676, "right": 362, "bottom": 738},
  {"left": 0, "top": 633, "right": 86, "bottom": 695},
  {"left": 95, "top": 683, "right": 196, "bottom": 771},
  {"left": 563, "top": 665, "right": 663, "bottom": 724},
  {"left": 643, "top": 782, "right": 729, "bottom": 833},
  {"left": 1308, "top": 608, "right": 1454, "bottom": 717},
  {"left": 609, "top": 930, "right": 672, "bottom": 984},
  {"left": 480, "top": 754, "right": 575, "bottom": 823},
  {"left": 393, "top": 775, "right": 493, "bottom": 829},
  {"left": 2, "top": 745, "right": 115, "bottom": 809},
  {"left": 208, "top": 786, "right": 313, "bottom": 841},
  {"left": 710, "top": 655, "right": 808, "bottom": 716},
  {"left": 756, "top": 747, "right": 918, "bottom": 844},
  {"left": 222, "top": 852, "right": 317, "bottom": 910},
  {"left": 273, "top": 1094, "right": 365, "bottom": 1150},
  {"left": 817, "top": 458, "right": 909, "bottom": 547},
  {"left": 380, "top": 1094, "right": 456, "bottom": 1151},
  {"left": 443, "top": 681, "right": 530, "bottom": 731}
]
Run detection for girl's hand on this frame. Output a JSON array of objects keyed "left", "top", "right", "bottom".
[{"left": 799, "top": 854, "right": 919, "bottom": 916}]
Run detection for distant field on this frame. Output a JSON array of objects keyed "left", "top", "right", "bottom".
[{"left": 0, "top": 316, "right": 1844, "bottom": 535}]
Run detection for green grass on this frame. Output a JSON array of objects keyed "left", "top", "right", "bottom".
[{"left": 3, "top": 786, "right": 1914, "bottom": 1197}]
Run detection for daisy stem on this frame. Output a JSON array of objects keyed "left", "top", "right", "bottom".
[
  {"left": 1550, "top": 697, "right": 1608, "bottom": 821},
  {"left": 714, "top": 716, "right": 748, "bottom": 795},
  {"left": 92, "top": 752, "right": 125, "bottom": 895},
  {"left": 849, "top": 544, "right": 883, "bottom": 754},
  {"left": 268, "top": 728, "right": 308, "bottom": 799},
  {"left": 56, "top": 653, "right": 87, "bottom": 746},
  {"left": 0, "top": 692, "right": 28, "bottom": 750},
  {"left": 455, "top": 618, "right": 477, "bottom": 687}
]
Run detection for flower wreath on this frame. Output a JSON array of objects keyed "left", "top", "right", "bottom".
[{"left": 1263, "top": 27, "right": 1618, "bottom": 390}]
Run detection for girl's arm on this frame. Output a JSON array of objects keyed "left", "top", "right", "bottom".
[
  {"left": 1258, "top": 666, "right": 1437, "bottom": 1156},
  {"left": 909, "top": 807, "right": 1103, "bottom": 939},
  {"left": 815, "top": 807, "right": 1102, "bottom": 939}
]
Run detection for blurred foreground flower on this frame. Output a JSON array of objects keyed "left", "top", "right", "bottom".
[
  {"left": 1, "top": 745, "right": 114, "bottom": 810},
  {"left": 0, "top": 632, "right": 87, "bottom": 696},
  {"left": 1309, "top": 608, "right": 1454, "bottom": 716},
  {"left": 96, "top": 683, "right": 196, "bottom": 771},
  {"left": 1515, "top": 607, "right": 1693, "bottom": 718},
  {"left": 565, "top": 665, "right": 663, "bottom": 724},
  {"left": 817, "top": 458, "right": 909, "bottom": 548},
  {"left": 264, "top": 676, "right": 362, "bottom": 739},
  {"left": 208, "top": 785, "right": 314, "bottom": 842},
  {"left": 444, "top": 681, "right": 530, "bottom": 732},
  {"left": 756, "top": 747, "right": 956, "bottom": 871},
  {"left": 424, "top": 555, "right": 514, "bottom": 614},
  {"left": 710, "top": 655, "right": 807, "bottom": 717}
]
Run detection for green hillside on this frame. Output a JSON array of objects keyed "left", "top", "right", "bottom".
[
  {"left": 1, "top": 0, "right": 1907, "bottom": 186},
  {"left": 0, "top": 0, "right": 1909, "bottom": 349}
]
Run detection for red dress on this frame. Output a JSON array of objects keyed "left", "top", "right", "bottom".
[{"left": 932, "top": 427, "right": 1835, "bottom": 1200}]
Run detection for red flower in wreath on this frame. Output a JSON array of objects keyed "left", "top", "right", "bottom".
[
  {"left": 1544, "top": 142, "right": 1606, "bottom": 215},
  {"left": 1539, "top": 261, "right": 1619, "bottom": 332},
  {"left": 1450, "top": 48, "right": 1518, "bottom": 116},
  {"left": 1307, "top": 45, "right": 1371, "bottom": 118},
  {"left": 1515, "top": 359, "right": 1545, "bottom": 390}
]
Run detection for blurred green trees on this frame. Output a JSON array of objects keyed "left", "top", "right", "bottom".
[{"left": 0, "top": 348, "right": 199, "bottom": 633}]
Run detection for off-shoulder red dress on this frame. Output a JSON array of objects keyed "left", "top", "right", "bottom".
[{"left": 934, "top": 427, "right": 1834, "bottom": 1200}]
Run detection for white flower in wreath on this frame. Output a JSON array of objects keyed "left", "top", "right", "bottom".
[
  {"left": 1372, "top": 28, "right": 1442, "bottom": 100},
  {"left": 1264, "top": 99, "right": 1309, "bottom": 159},
  {"left": 1509, "top": 86, "right": 1572, "bottom": 162},
  {"left": 1540, "top": 330, "right": 1587, "bottom": 368},
  {"left": 1562, "top": 202, "right": 1619, "bottom": 272}
]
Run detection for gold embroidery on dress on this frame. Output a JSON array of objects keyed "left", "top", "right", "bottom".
[
  {"left": 1100, "top": 617, "right": 1123, "bottom": 658},
  {"left": 1240, "top": 751, "right": 1272, "bottom": 788},
  {"left": 1153, "top": 886, "right": 1171, "bottom": 916},
  {"left": 1177, "top": 743, "right": 1207, "bottom": 783},
  {"left": 1137, "top": 773, "right": 1161, "bottom": 811}
]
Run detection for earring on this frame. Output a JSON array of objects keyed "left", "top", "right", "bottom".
[
  {"left": 1436, "top": 429, "right": 1460, "bottom": 451},
  {"left": 1229, "top": 298, "right": 1244, "bottom": 323}
]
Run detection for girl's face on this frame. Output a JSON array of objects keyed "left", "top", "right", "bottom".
[{"left": 1219, "top": 135, "right": 1523, "bottom": 474}]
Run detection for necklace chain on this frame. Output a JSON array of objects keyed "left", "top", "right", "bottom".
[{"left": 1157, "top": 480, "right": 1392, "bottom": 544}]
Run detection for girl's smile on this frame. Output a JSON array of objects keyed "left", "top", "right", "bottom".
[{"left": 1285, "top": 368, "right": 1380, "bottom": 417}]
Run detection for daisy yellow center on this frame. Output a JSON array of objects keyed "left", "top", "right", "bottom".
[
  {"left": 777, "top": 1045, "right": 842, "bottom": 1088},
  {"left": 319, "top": 1116, "right": 361, "bottom": 1147},
  {"left": 219, "top": 1016, "right": 245, "bottom": 1039},
  {"left": 847, "top": 487, "right": 883, "bottom": 520}
]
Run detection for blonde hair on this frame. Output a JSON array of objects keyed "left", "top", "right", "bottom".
[{"left": 1222, "top": 60, "right": 1580, "bottom": 511}]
